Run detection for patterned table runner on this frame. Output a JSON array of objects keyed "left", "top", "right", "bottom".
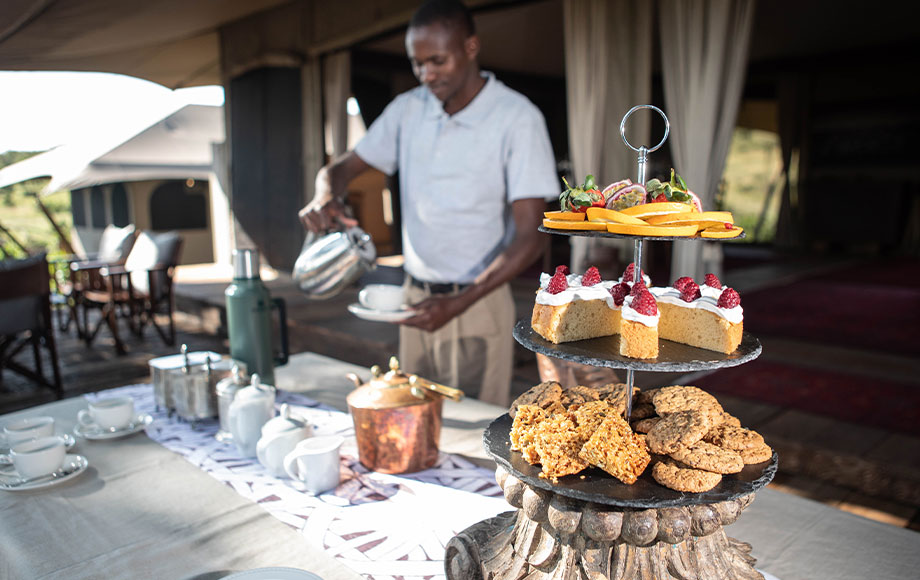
[{"left": 88, "top": 384, "right": 507, "bottom": 580}]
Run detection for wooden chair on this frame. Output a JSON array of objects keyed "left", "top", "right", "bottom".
[
  {"left": 78, "top": 231, "right": 182, "bottom": 354},
  {"left": 0, "top": 254, "right": 63, "bottom": 398},
  {"left": 59, "top": 224, "right": 138, "bottom": 338}
]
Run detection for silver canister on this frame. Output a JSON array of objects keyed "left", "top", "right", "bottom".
[
  {"left": 216, "top": 364, "right": 249, "bottom": 442},
  {"left": 149, "top": 348, "right": 223, "bottom": 413}
]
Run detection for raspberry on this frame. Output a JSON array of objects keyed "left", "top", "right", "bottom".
[
  {"left": 582, "top": 266, "right": 601, "bottom": 286},
  {"left": 622, "top": 262, "right": 644, "bottom": 283},
  {"left": 629, "top": 279, "right": 647, "bottom": 296},
  {"left": 703, "top": 273, "right": 722, "bottom": 289},
  {"left": 555, "top": 264, "right": 570, "bottom": 276},
  {"left": 546, "top": 271, "right": 569, "bottom": 294},
  {"left": 679, "top": 280, "right": 701, "bottom": 302},
  {"left": 717, "top": 287, "right": 741, "bottom": 309},
  {"left": 610, "top": 282, "right": 629, "bottom": 306},
  {"left": 653, "top": 193, "right": 668, "bottom": 203},
  {"left": 724, "top": 223, "right": 734, "bottom": 230},
  {"left": 673, "top": 276, "right": 695, "bottom": 293},
  {"left": 630, "top": 290, "right": 658, "bottom": 316}
]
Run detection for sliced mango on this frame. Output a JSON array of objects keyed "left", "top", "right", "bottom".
[
  {"left": 543, "top": 218, "right": 608, "bottom": 231},
  {"left": 619, "top": 202, "right": 693, "bottom": 219},
  {"left": 700, "top": 224, "right": 744, "bottom": 239},
  {"left": 585, "top": 207, "right": 647, "bottom": 225},
  {"left": 605, "top": 223, "right": 700, "bottom": 237},
  {"left": 645, "top": 211, "right": 734, "bottom": 226},
  {"left": 544, "top": 211, "right": 586, "bottom": 221}
]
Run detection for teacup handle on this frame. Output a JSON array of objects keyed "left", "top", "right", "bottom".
[
  {"left": 77, "top": 409, "right": 95, "bottom": 427},
  {"left": 283, "top": 450, "right": 305, "bottom": 480}
]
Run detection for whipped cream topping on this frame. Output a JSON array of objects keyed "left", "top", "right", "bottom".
[
  {"left": 536, "top": 273, "right": 618, "bottom": 308},
  {"left": 700, "top": 284, "right": 722, "bottom": 299},
  {"left": 621, "top": 295, "right": 660, "bottom": 327},
  {"left": 650, "top": 286, "right": 743, "bottom": 324},
  {"left": 617, "top": 273, "right": 652, "bottom": 287}
]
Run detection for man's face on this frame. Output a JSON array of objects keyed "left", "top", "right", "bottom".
[{"left": 406, "top": 22, "right": 478, "bottom": 107}]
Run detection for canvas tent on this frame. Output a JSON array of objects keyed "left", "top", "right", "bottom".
[{"left": 0, "top": 101, "right": 230, "bottom": 265}]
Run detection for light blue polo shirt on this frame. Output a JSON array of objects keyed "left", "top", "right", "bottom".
[{"left": 355, "top": 72, "right": 558, "bottom": 284}]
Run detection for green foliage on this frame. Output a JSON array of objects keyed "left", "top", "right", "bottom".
[
  {"left": 0, "top": 151, "right": 72, "bottom": 257},
  {"left": 720, "top": 129, "right": 783, "bottom": 243}
]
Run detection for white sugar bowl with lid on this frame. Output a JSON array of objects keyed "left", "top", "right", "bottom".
[
  {"left": 228, "top": 374, "right": 276, "bottom": 458},
  {"left": 256, "top": 404, "right": 313, "bottom": 477}
]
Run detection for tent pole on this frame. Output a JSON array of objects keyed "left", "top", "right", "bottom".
[
  {"left": 0, "top": 219, "right": 31, "bottom": 256},
  {"left": 33, "top": 194, "right": 75, "bottom": 255}
]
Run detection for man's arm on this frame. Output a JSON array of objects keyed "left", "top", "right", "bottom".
[
  {"left": 398, "top": 197, "right": 547, "bottom": 332},
  {"left": 299, "top": 151, "right": 372, "bottom": 232}
]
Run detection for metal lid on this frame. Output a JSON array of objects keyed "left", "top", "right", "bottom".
[
  {"left": 345, "top": 356, "right": 463, "bottom": 409},
  {"left": 233, "top": 248, "right": 260, "bottom": 280}
]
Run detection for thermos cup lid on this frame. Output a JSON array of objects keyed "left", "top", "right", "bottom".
[{"left": 233, "top": 249, "right": 260, "bottom": 279}]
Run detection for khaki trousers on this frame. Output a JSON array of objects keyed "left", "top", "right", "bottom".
[{"left": 399, "top": 281, "right": 514, "bottom": 406}]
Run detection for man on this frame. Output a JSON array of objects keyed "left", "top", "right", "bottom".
[{"left": 299, "top": 0, "right": 558, "bottom": 406}]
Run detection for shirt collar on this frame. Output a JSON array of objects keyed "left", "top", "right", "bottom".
[{"left": 425, "top": 71, "right": 497, "bottom": 126}]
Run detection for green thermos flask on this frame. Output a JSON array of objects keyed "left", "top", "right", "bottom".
[{"left": 225, "top": 249, "right": 289, "bottom": 385}]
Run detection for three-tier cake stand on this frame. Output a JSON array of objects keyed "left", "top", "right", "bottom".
[{"left": 444, "top": 106, "right": 776, "bottom": 580}]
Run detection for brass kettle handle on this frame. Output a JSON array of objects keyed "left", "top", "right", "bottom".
[{"left": 408, "top": 375, "right": 464, "bottom": 402}]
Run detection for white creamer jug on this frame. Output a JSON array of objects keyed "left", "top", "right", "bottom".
[
  {"left": 256, "top": 403, "right": 313, "bottom": 477},
  {"left": 227, "top": 374, "right": 276, "bottom": 457}
]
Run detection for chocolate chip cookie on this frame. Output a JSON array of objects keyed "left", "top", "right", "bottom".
[
  {"left": 509, "top": 380, "right": 563, "bottom": 419},
  {"left": 652, "top": 457, "right": 722, "bottom": 493},
  {"left": 669, "top": 441, "right": 744, "bottom": 474},
  {"left": 646, "top": 409, "right": 711, "bottom": 455}
]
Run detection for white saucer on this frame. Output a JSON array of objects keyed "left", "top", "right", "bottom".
[
  {"left": 348, "top": 303, "right": 413, "bottom": 322},
  {"left": 221, "top": 568, "right": 323, "bottom": 580},
  {"left": 0, "top": 433, "right": 75, "bottom": 454},
  {"left": 0, "top": 454, "right": 88, "bottom": 491},
  {"left": 73, "top": 413, "right": 153, "bottom": 440}
]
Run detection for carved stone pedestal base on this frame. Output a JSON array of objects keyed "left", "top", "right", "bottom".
[{"left": 446, "top": 468, "right": 763, "bottom": 580}]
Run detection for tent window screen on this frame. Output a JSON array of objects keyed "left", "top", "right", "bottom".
[
  {"left": 71, "top": 189, "right": 87, "bottom": 226},
  {"left": 111, "top": 183, "right": 130, "bottom": 227},
  {"left": 150, "top": 180, "right": 208, "bottom": 230},
  {"left": 90, "top": 186, "right": 106, "bottom": 228}
]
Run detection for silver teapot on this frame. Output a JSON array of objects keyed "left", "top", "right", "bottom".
[{"left": 293, "top": 226, "right": 376, "bottom": 299}]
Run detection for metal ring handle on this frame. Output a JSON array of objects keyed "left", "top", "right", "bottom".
[{"left": 619, "top": 105, "right": 670, "bottom": 153}]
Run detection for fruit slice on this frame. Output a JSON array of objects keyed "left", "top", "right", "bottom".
[
  {"left": 543, "top": 219, "right": 608, "bottom": 231},
  {"left": 605, "top": 223, "right": 700, "bottom": 237},
  {"left": 619, "top": 202, "right": 692, "bottom": 219},
  {"left": 585, "top": 207, "right": 647, "bottom": 225},
  {"left": 544, "top": 211, "right": 586, "bottom": 221},
  {"left": 700, "top": 224, "right": 744, "bottom": 239},
  {"left": 645, "top": 211, "right": 733, "bottom": 226}
]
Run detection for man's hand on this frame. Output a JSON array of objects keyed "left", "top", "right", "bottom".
[
  {"left": 298, "top": 196, "right": 357, "bottom": 233},
  {"left": 299, "top": 152, "right": 371, "bottom": 233},
  {"left": 397, "top": 293, "right": 473, "bottom": 332}
]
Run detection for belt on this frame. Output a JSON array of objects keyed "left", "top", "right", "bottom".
[{"left": 408, "top": 276, "right": 470, "bottom": 294}]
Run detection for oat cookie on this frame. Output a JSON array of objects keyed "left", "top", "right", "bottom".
[
  {"left": 652, "top": 386, "right": 724, "bottom": 425},
  {"left": 593, "top": 383, "right": 636, "bottom": 414},
  {"left": 632, "top": 416, "right": 661, "bottom": 434},
  {"left": 561, "top": 385, "right": 600, "bottom": 407},
  {"left": 630, "top": 403, "right": 657, "bottom": 419},
  {"left": 646, "top": 409, "right": 711, "bottom": 455},
  {"left": 739, "top": 441, "right": 773, "bottom": 464},
  {"left": 669, "top": 441, "right": 743, "bottom": 474},
  {"left": 510, "top": 381, "right": 563, "bottom": 418},
  {"left": 704, "top": 424, "right": 764, "bottom": 451},
  {"left": 579, "top": 414, "right": 651, "bottom": 485},
  {"left": 572, "top": 400, "right": 617, "bottom": 439},
  {"left": 652, "top": 457, "right": 722, "bottom": 492},
  {"left": 510, "top": 405, "right": 548, "bottom": 452},
  {"left": 634, "top": 387, "right": 660, "bottom": 406}
]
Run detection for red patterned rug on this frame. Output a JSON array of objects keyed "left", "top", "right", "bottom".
[
  {"left": 741, "top": 259, "right": 920, "bottom": 357},
  {"left": 695, "top": 359, "right": 920, "bottom": 437}
]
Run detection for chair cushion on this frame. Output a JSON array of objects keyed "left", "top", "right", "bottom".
[
  {"left": 97, "top": 224, "right": 136, "bottom": 264},
  {"left": 125, "top": 231, "right": 181, "bottom": 296}
]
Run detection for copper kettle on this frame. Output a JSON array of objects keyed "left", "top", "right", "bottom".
[{"left": 346, "top": 357, "right": 463, "bottom": 474}]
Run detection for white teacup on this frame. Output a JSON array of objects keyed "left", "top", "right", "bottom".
[
  {"left": 79, "top": 397, "right": 135, "bottom": 431},
  {"left": 3, "top": 436, "right": 66, "bottom": 479},
  {"left": 283, "top": 435, "right": 344, "bottom": 494},
  {"left": 2, "top": 416, "right": 55, "bottom": 447},
  {"left": 358, "top": 284, "right": 405, "bottom": 312}
]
